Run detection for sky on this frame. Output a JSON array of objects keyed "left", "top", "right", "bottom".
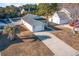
[{"left": 0, "top": 3, "right": 37, "bottom": 7}]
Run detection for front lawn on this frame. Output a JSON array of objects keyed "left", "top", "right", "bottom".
[
  {"left": 52, "top": 27, "right": 79, "bottom": 50},
  {"left": 0, "top": 25, "right": 54, "bottom": 56}
]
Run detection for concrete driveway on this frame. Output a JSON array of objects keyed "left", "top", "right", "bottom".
[{"left": 34, "top": 32, "right": 79, "bottom": 56}]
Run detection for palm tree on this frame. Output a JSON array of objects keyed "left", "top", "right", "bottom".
[{"left": 3, "top": 25, "right": 15, "bottom": 40}]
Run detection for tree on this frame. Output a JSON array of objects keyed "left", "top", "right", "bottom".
[
  {"left": 3, "top": 25, "right": 15, "bottom": 40},
  {"left": 22, "top": 4, "right": 37, "bottom": 14},
  {"left": 0, "top": 3, "right": 58, "bottom": 18},
  {"left": 36, "top": 3, "right": 58, "bottom": 16},
  {"left": 0, "top": 7, "right": 5, "bottom": 13},
  {"left": 69, "top": 4, "right": 79, "bottom": 34},
  {"left": 49, "top": 3, "right": 58, "bottom": 14},
  {"left": 36, "top": 3, "right": 49, "bottom": 16}
]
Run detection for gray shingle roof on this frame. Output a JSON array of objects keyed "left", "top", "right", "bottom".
[
  {"left": 22, "top": 14, "right": 43, "bottom": 26},
  {"left": 57, "top": 12, "right": 70, "bottom": 20}
]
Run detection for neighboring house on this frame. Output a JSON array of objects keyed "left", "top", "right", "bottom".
[
  {"left": 60, "top": 8, "right": 79, "bottom": 20},
  {"left": 0, "top": 18, "right": 15, "bottom": 32},
  {"left": 0, "top": 19, "right": 11, "bottom": 25},
  {"left": 21, "top": 14, "right": 47, "bottom": 32},
  {"left": 0, "top": 19, "right": 9, "bottom": 32},
  {"left": 9, "top": 18, "right": 22, "bottom": 26},
  {"left": 59, "top": 8, "right": 72, "bottom": 20},
  {"left": 49, "top": 11, "right": 71, "bottom": 24},
  {"left": 21, "top": 8, "right": 36, "bottom": 14},
  {"left": 48, "top": 4, "right": 79, "bottom": 24},
  {"left": 48, "top": 8, "right": 76, "bottom": 24},
  {"left": 48, "top": 17, "right": 52, "bottom": 22},
  {"left": 21, "top": 9, "right": 26, "bottom": 14},
  {"left": 58, "top": 3, "right": 79, "bottom": 20}
]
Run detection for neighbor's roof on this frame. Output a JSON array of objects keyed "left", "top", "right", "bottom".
[
  {"left": 60, "top": 8, "right": 79, "bottom": 17},
  {"left": 22, "top": 14, "right": 43, "bottom": 26},
  {"left": 0, "top": 19, "right": 11, "bottom": 24},
  {"left": 56, "top": 12, "right": 70, "bottom": 20},
  {"left": 0, "top": 22, "right": 6, "bottom": 26}
]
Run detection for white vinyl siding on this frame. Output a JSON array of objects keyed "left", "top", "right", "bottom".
[
  {"left": 53, "top": 13, "right": 60, "bottom": 24},
  {"left": 22, "top": 19, "right": 45, "bottom": 32},
  {"left": 22, "top": 19, "right": 33, "bottom": 32}
]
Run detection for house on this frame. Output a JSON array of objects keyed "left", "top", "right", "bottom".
[
  {"left": 48, "top": 8, "right": 73, "bottom": 24},
  {"left": 0, "top": 18, "right": 15, "bottom": 32},
  {"left": 58, "top": 3, "right": 79, "bottom": 20},
  {"left": 59, "top": 8, "right": 72, "bottom": 20},
  {"left": 0, "top": 19, "right": 8, "bottom": 32},
  {"left": 48, "top": 5, "right": 79, "bottom": 24},
  {"left": 60, "top": 8, "right": 79, "bottom": 20},
  {"left": 49, "top": 11, "right": 71, "bottom": 24},
  {"left": 9, "top": 18, "right": 22, "bottom": 26},
  {"left": 21, "top": 9, "right": 26, "bottom": 14},
  {"left": 21, "top": 14, "right": 47, "bottom": 32},
  {"left": 21, "top": 8, "right": 36, "bottom": 14}
]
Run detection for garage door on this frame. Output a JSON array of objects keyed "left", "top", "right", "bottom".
[{"left": 34, "top": 25, "right": 44, "bottom": 32}]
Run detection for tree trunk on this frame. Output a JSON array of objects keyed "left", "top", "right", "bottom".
[{"left": 7, "top": 33, "right": 14, "bottom": 40}]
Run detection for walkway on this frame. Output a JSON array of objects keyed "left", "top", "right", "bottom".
[{"left": 34, "top": 32, "right": 79, "bottom": 56}]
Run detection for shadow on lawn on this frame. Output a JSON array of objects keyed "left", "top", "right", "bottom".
[
  {"left": 0, "top": 34, "right": 23, "bottom": 52},
  {"left": 48, "top": 23, "right": 62, "bottom": 31},
  {"left": 21, "top": 35, "right": 51, "bottom": 41},
  {"left": 34, "top": 35, "right": 51, "bottom": 41},
  {"left": 50, "top": 26, "right": 62, "bottom": 31}
]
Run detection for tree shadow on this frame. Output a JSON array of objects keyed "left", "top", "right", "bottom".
[{"left": 0, "top": 34, "right": 23, "bottom": 52}]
